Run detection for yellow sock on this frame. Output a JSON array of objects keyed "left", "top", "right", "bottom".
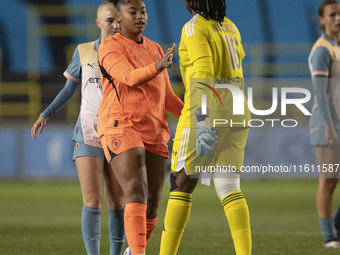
[
  {"left": 221, "top": 190, "right": 252, "bottom": 255},
  {"left": 159, "top": 191, "right": 192, "bottom": 255}
]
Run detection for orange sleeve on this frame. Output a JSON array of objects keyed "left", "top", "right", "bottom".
[
  {"left": 100, "top": 41, "right": 160, "bottom": 87},
  {"left": 164, "top": 70, "right": 184, "bottom": 117}
]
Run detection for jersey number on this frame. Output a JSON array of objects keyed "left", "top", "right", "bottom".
[{"left": 223, "top": 35, "right": 241, "bottom": 71}]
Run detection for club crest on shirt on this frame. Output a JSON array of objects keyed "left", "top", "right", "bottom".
[
  {"left": 131, "top": 55, "right": 137, "bottom": 61},
  {"left": 111, "top": 138, "right": 121, "bottom": 150},
  {"left": 75, "top": 142, "right": 81, "bottom": 151}
]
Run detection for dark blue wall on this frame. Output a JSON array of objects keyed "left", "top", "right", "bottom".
[{"left": 0, "top": 0, "right": 325, "bottom": 74}]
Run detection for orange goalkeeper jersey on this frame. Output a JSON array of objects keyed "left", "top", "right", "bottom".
[{"left": 98, "top": 33, "right": 183, "bottom": 144}]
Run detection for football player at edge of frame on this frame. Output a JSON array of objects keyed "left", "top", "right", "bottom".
[
  {"left": 308, "top": 0, "right": 340, "bottom": 249},
  {"left": 31, "top": 2, "right": 125, "bottom": 255}
]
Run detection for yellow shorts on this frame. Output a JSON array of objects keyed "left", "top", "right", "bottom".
[
  {"left": 171, "top": 126, "right": 249, "bottom": 175},
  {"left": 101, "top": 132, "right": 169, "bottom": 163}
]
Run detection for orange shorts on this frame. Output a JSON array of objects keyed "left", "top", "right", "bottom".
[{"left": 101, "top": 132, "right": 169, "bottom": 163}]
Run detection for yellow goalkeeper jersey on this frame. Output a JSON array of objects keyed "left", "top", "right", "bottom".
[{"left": 177, "top": 14, "right": 250, "bottom": 128}]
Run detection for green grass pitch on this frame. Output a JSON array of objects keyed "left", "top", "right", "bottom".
[{"left": 0, "top": 179, "right": 339, "bottom": 255}]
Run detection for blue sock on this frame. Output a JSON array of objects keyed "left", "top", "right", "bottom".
[
  {"left": 319, "top": 217, "right": 337, "bottom": 242},
  {"left": 334, "top": 205, "right": 340, "bottom": 230},
  {"left": 108, "top": 208, "right": 125, "bottom": 255},
  {"left": 82, "top": 205, "right": 101, "bottom": 255}
]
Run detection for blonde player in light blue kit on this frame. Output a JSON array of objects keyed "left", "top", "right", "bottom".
[
  {"left": 308, "top": 0, "right": 340, "bottom": 249},
  {"left": 31, "top": 2, "right": 125, "bottom": 254}
]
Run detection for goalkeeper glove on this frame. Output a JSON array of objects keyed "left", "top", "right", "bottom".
[{"left": 195, "top": 107, "right": 218, "bottom": 156}]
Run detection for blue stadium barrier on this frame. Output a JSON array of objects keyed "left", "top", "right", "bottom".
[
  {"left": 0, "top": 125, "right": 316, "bottom": 179},
  {"left": 0, "top": 126, "right": 77, "bottom": 179}
]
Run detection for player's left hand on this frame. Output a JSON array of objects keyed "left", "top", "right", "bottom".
[
  {"left": 155, "top": 43, "right": 176, "bottom": 71},
  {"left": 325, "top": 123, "right": 338, "bottom": 148}
]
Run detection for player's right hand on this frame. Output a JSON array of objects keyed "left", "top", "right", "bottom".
[
  {"left": 196, "top": 122, "right": 218, "bottom": 156},
  {"left": 31, "top": 116, "right": 47, "bottom": 140},
  {"left": 195, "top": 107, "right": 218, "bottom": 156}
]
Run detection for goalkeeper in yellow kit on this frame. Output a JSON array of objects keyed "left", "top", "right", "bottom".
[{"left": 159, "top": 0, "right": 252, "bottom": 254}]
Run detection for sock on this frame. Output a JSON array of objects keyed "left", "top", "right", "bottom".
[
  {"left": 108, "top": 208, "right": 125, "bottom": 255},
  {"left": 82, "top": 205, "right": 101, "bottom": 255},
  {"left": 221, "top": 190, "right": 251, "bottom": 255},
  {"left": 124, "top": 203, "right": 147, "bottom": 255},
  {"left": 146, "top": 216, "right": 158, "bottom": 244},
  {"left": 319, "top": 217, "right": 338, "bottom": 242},
  {"left": 334, "top": 205, "right": 340, "bottom": 230},
  {"left": 159, "top": 191, "right": 192, "bottom": 255}
]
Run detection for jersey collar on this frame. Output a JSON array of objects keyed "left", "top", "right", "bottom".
[
  {"left": 115, "top": 33, "right": 145, "bottom": 46},
  {"left": 321, "top": 33, "right": 338, "bottom": 47},
  {"left": 94, "top": 37, "right": 101, "bottom": 51}
]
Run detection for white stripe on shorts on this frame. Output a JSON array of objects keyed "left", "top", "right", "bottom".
[
  {"left": 179, "top": 128, "right": 190, "bottom": 157},
  {"left": 175, "top": 128, "right": 191, "bottom": 173}
]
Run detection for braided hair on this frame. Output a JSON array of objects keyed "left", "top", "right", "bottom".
[
  {"left": 187, "top": 0, "right": 226, "bottom": 23},
  {"left": 318, "top": 0, "right": 339, "bottom": 31},
  {"left": 107, "top": 0, "right": 144, "bottom": 11}
]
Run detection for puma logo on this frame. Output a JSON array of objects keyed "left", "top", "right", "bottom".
[{"left": 87, "top": 63, "right": 95, "bottom": 69}]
